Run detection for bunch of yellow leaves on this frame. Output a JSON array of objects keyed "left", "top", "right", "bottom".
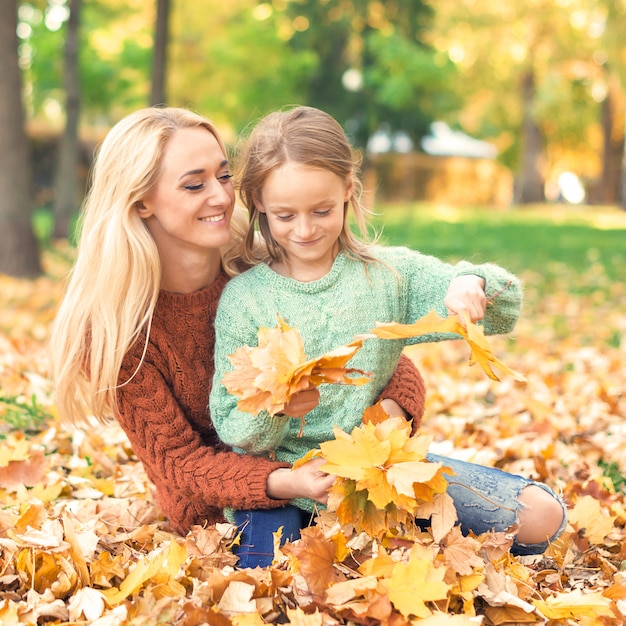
[
  {"left": 370, "top": 310, "right": 527, "bottom": 382},
  {"left": 297, "top": 404, "right": 454, "bottom": 539},
  {"left": 222, "top": 316, "right": 371, "bottom": 421}
]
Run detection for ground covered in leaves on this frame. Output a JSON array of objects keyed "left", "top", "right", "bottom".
[{"left": 1, "top": 238, "right": 625, "bottom": 625}]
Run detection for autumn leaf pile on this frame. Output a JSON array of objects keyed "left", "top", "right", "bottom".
[{"left": 1, "top": 241, "right": 626, "bottom": 625}]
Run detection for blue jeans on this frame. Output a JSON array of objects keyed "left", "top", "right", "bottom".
[{"left": 232, "top": 453, "right": 567, "bottom": 568}]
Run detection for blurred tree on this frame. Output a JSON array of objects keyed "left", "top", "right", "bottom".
[
  {"left": 275, "top": 0, "right": 458, "bottom": 149},
  {"left": 52, "top": 0, "right": 81, "bottom": 238},
  {"left": 20, "top": 0, "right": 152, "bottom": 126},
  {"left": 595, "top": 0, "right": 625, "bottom": 206},
  {"left": 167, "top": 0, "right": 316, "bottom": 136},
  {"left": 517, "top": 69, "right": 544, "bottom": 204},
  {"left": 0, "top": 0, "right": 42, "bottom": 276},
  {"left": 150, "top": 0, "right": 170, "bottom": 106},
  {"left": 430, "top": 0, "right": 625, "bottom": 205}
]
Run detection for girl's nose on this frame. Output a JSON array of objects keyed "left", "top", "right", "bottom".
[{"left": 295, "top": 216, "right": 315, "bottom": 239}]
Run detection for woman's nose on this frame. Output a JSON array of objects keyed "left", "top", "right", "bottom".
[{"left": 206, "top": 179, "right": 232, "bottom": 206}]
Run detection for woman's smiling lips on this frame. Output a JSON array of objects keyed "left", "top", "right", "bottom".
[{"left": 199, "top": 212, "right": 226, "bottom": 223}]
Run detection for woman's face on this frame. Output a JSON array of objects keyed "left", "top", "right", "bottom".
[{"left": 140, "top": 126, "right": 235, "bottom": 256}]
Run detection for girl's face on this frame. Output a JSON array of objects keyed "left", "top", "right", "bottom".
[
  {"left": 140, "top": 126, "right": 235, "bottom": 257},
  {"left": 258, "top": 161, "right": 351, "bottom": 282}
]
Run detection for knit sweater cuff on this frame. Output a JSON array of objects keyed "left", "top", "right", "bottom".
[
  {"left": 244, "top": 457, "right": 293, "bottom": 509},
  {"left": 377, "top": 354, "right": 427, "bottom": 433}
]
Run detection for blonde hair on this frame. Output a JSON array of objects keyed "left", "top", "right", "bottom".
[
  {"left": 49, "top": 106, "right": 242, "bottom": 425},
  {"left": 236, "top": 105, "right": 379, "bottom": 266}
]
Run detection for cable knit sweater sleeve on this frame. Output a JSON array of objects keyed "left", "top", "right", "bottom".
[{"left": 114, "top": 276, "right": 291, "bottom": 536}]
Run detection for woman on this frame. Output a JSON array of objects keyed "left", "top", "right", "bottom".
[{"left": 49, "top": 106, "right": 428, "bottom": 537}]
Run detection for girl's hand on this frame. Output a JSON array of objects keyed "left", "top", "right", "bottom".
[
  {"left": 266, "top": 457, "right": 334, "bottom": 504},
  {"left": 444, "top": 275, "right": 487, "bottom": 323},
  {"left": 282, "top": 385, "right": 320, "bottom": 418}
]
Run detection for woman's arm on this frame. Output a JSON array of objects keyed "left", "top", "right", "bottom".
[
  {"left": 376, "top": 353, "right": 427, "bottom": 433},
  {"left": 116, "top": 347, "right": 291, "bottom": 518}
]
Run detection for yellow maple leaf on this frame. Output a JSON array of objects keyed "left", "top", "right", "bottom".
[
  {"left": 386, "top": 546, "right": 452, "bottom": 618},
  {"left": 101, "top": 540, "right": 187, "bottom": 605},
  {"left": 222, "top": 317, "right": 370, "bottom": 419},
  {"left": 568, "top": 494, "right": 617, "bottom": 545},
  {"left": 317, "top": 415, "right": 449, "bottom": 535},
  {"left": 532, "top": 589, "right": 615, "bottom": 619},
  {"left": 370, "top": 310, "right": 527, "bottom": 382},
  {"left": 320, "top": 424, "right": 392, "bottom": 481}
]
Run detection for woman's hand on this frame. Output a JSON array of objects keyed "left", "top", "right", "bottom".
[
  {"left": 282, "top": 385, "right": 320, "bottom": 418},
  {"left": 379, "top": 398, "right": 408, "bottom": 419},
  {"left": 444, "top": 275, "right": 487, "bottom": 323},
  {"left": 266, "top": 457, "right": 334, "bottom": 504}
]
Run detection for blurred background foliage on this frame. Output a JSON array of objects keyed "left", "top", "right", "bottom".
[
  {"left": 1, "top": 0, "right": 625, "bottom": 276},
  {"left": 17, "top": 0, "right": 625, "bottom": 168}
]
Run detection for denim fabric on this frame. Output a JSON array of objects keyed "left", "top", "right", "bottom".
[
  {"left": 233, "top": 506, "right": 310, "bottom": 568},
  {"left": 232, "top": 454, "right": 567, "bottom": 568},
  {"left": 427, "top": 453, "right": 567, "bottom": 556}
]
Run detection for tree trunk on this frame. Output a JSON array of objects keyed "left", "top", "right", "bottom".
[
  {"left": 150, "top": 0, "right": 170, "bottom": 106},
  {"left": 599, "top": 71, "right": 624, "bottom": 206},
  {"left": 517, "top": 70, "right": 545, "bottom": 204},
  {"left": 0, "top": 0, "right": 41, "bottom": 277},
  {"left": 621, "top": 126, "right": 626, "bottom": 209},
  {"left": 53, "top": 0, "right": 81, "bottom": 239}
]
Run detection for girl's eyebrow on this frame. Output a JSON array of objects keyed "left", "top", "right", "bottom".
[{"left": 178, "top": 160, "right": 230, "bottom": 181}]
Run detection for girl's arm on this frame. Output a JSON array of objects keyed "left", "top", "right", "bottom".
[
  {"left": 210, "top": 301, "right": 292, "bottom": 454},
  {"left": 384, "top": 247, "right": 522, "bottom": 341}
]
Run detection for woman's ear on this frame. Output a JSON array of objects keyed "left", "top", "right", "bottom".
[{"left": 135, "top": 200, "right": 151, "bottom": 217}]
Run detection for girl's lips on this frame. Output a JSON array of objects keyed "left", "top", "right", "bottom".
[{"left": 293, "top": 237, "right": 321, "bottom": 246}]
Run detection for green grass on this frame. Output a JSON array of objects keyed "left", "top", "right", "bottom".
[
  {"left": 0, "top": 394, "right": 55, "bottom": 437},
  {"left": 370, "top": 203, "right": 626, "bottom": 296}
]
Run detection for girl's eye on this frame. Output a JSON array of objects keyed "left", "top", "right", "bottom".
[
  {"left": 275, "top": 214, "right": 293, "bottom": 222},
  {"left": 314, "top": 209, "right": 331, "bottom": 217},
  {"left": 218, "top": 173, "right": 234, "bottom": 183}
]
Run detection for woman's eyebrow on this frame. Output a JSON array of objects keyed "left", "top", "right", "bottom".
[{"left": 178, "top": 161, "right": 230, "bottom": 181}]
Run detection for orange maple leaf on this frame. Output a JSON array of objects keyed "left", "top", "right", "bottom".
[
  {"left": 222, "top": 316, "right": 371, "bottom": 419},
  {"left": 282, "top": 525, "right": 345, "bottom": 598},
  {"left": 370, "top": 310, "right": 527, "bottom": 382}
]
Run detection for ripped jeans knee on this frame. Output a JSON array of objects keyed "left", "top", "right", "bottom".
[{"left": 427, "top": 453, "right": 567, "bottom": 556}]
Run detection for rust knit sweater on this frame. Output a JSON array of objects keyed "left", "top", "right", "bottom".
[{"left": 115, "top": 271, "right": 426, "bottom": 536}]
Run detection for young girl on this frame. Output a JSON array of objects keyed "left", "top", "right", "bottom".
[{"left": 210, "top": 106, "right": 566, "bottom": 568}]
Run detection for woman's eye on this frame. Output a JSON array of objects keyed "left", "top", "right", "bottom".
[
  {"left": 315, "top": 209, "right": 331, "bottom": 217},
  {"left": 184, "top": 183, "right": 203, "bottom": 191},
  {"left": 218, "top": 173, "right": 234, "bottom": 183}
]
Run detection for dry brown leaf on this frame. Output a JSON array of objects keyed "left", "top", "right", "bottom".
[{"left": 282, "top": 525, "right": 346, "bottom": 597}]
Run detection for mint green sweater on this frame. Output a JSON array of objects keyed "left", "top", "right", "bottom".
[{"left": 210, "top": 246, "right": 521, "bottom": 511}]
